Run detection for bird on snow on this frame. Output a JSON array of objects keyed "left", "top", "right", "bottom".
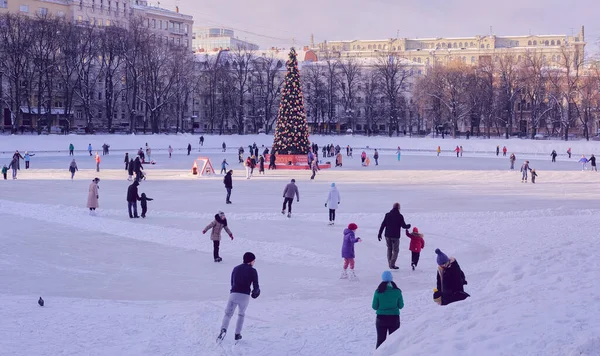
[{"left": 38, "top": 297, "right": 44, "bottom": 307}]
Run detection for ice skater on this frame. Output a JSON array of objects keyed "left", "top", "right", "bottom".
[
  {"left": 7, "top": 157, "right": 18, "bottom": 179},
  {"left": 579, "top": 155, "right": 588, "bottom": 170},
  {"left": 244, "top": 156, "right": 252, "bottom": 179},
  {"left": 258, "top": 155, "right": 265, "bottom": 174},
  {"left": 224, "top": 170, "right": 233, "bottom": 204},
  {"left": 168, "top": 145, "right": 173, "bottom": 158},
  {"left": 325, "top": 182, "right": 341, "bottom": 225},
  {"left": 551, "top": 150, "right": 557, "bottom": 162},
  {"left": 140, "top": 193, "right": 153, "bottom": 218},
  {"left": 341, "top": 223, "right": 361, "bottom": 281},
  {"left": 187, "top": 143, "right": 191, "bottom": 156},
  {"left": 509, "top": 153, "right": 516, "bottom": 170},
  {"left": 87, "top": 178, "right": 100, "bottom": 215},
  {"left": 520, "top": 161, "right": 531, "bottom": 182},
  {"left": 127, "top": 181, "right": 140, "bottom": 218},
  {"left": 531, "top": 169, "right": 538, "bottom": 184},
  {"left": 222, "top": 142, "right": 227, "bottom": 152},
  {"left": 374, "top": 149, "right": 379, "bottom": 165},
  {"left": 221, "top": 159, "right": 229, "bottom": 175},
  {"left": 69, "top": 143, "right": 74, "bottom": 156},
  {"left": 282, "top": 179, "right": 299, "bottom": 218},
  {"left": 2, "top": 164, "right": 8, "bottom": 180},
  {"left": 95, "top": 152, "right": 101, "bottom": 172},
  {"left": 406, "top": 227, "right": 425, "bottom": 270},
  {"left": 24, "top": 151, "right": 34, "bottom": 169},
  {"left": 69, "top": 159, "right": 78, "bottom": 179},
  {"left": 88, "top": 144, "right": 92, "bottom": 156},
  {"left": 217, "top": 252, "right": 260, "bottom": 343},
  {"left": 203, "top": 211, "right": 234, "bottom": 262},
  {"left": 590, "top": 154, "right": 597, "bottom": 172},
  {"left": 310, "top": 159, "right": 319, "bottom": 180},
  {"left": 396, "top": 146, "right": 401, "bottom": 161}
]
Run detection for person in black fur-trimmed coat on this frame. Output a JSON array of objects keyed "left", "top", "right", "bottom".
[{"left": 433, "top": 249, "right": 470, "bottom": 306}]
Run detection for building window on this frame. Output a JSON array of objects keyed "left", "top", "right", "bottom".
[
  {"left": 77, "top": 15, "right": 83, "bottom": 23},
  {"left": 459, "top": 42, "right": 463, "bottom": 48},
  {"left": 417, "top": 57, "right": 421, "bottom": 63},
  {"left": 516, "top": 41, "right": 520, "bottom": 46},
  {"left": 551, "top": 40, "right": 555, "bottom": 45},
  {"left": 528, "top": 40, "right": 532, "bottom": 46},
  {"left": 557, "top": 40, "right": 561, "bottom": 45},
  {"left": 486, "top": 44, "right": 490, "bottom": 49},
  {"left": 545, "top": 40, "right": 549, "bottom": 46},
  {"left": 38, "top": 7, "right": 48, "bottom": 16},
  {"left": 368, "top": 45, "right": 372, "bottom": 49},
  {"left": 98, "top": 92, "right": 102, "bottom": 100},
  {"left": 159, "top": 20, "right": 162, "bottom": 29},
  {"left": 471, "top": 56, "right": 475, "bottom": 63},
  {"left": 447, "top": 42, "right": 451, "bottom": 48},
  {"left": 76, "top": 111, "right": 83, "bottom": 119},
  {"left": 0, "top": 0, "right": 7, "bottom": 9},
  {"left": 56, "top": 10, "right": 65, "bottom": 17},
  {"left": 533, "top": 40, "right": 537, "bottom": 45},
  {"left": 377, "top": 44, "right": 382, "bottom": 49},
  {"left": 106, "top": 20, "right": 110, "bottom": 26},
  {"left": 480, "top": 44, "right": 484, "bottom": 49},
  {"left": 19, "top": 4, "right": 28, "bottom": 12},
  {"left": 462, "top": 56, "right": 466, "bottom": 63},
  {"left": 152, "top": 19, "right": 156, "bottom": 28},
  {"left": 453, "top": 42, "right": 457, "bottom": 48},
  {"left": 552, "top": 55, "right": 557, "bottom": 62}
]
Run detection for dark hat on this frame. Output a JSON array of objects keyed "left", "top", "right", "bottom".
[
  {"left": 435, "top": 249, "right": 450, "bottom": 266},
  {"left": 291, "top": 179, "right": 296, "bottom": 183},
  {"left": 243, "top": 252, "right": 256, "bottom": 264}
]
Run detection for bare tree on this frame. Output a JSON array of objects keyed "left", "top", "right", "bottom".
[
  {"left": 374, "top": 53, "right": 412, "bottom": 136},
  {"left": 302, "top": 62, "right": 326, "bottom": 133},
  {"left": 361, "top": 70, "right": 383, "bottom": 136},
  {"left": 0, "top": 13, "right": 34, "bottom": 133},
  {"left": 73, "top": 24, "right": 101, "bottom": 132},
  {"left": 252, "top": 54, "right": 284, "bottom": 134},
  {"left": 98, "top": 26, "right": 127, "bottom": 132},
  {"left": 339, "top": 58, "right": 361, "bottom": 133},
  {"left": 320, "top": 52, "right": 341, "bottom": 133},
  {"left": 495, "top": 54, "right": 521, "bottom": 138},
  {"left": 230, "top": 45, "right": 255, "bottom": 134}
]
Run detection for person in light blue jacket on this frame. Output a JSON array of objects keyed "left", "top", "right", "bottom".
[
  {"left": 579, "top": 155, "right": 588, "bottom": 171},
  {"left": 24, "top": 151, "right": 34, "bottom": 169},
  {"left": 88, "top": 144, "right": 92, "bottom": 156}
]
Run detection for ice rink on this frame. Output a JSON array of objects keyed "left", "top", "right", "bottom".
[{"left": 1, "top": 135, "right": 599, "bottom": 356}]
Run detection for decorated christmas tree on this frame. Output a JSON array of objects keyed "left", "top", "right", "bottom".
[{"left": 272, "top": 48, "right": 310, "bottom": 155}]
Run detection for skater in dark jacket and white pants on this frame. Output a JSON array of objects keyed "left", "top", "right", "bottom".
[
  {"left": 282, "top": 179, "right": 299, "bottom": 217},
  {"left": 378, "top": 203, "right": 411, "bottom": 270},
  {"left": 218, "top": 252, "right": 260, "bottom": 342}
]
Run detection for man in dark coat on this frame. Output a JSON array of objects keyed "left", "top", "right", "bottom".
[
  {"left": 224, "top": 170, "right": 233, "bottom": 204},
  {"left": 134, "top": 157, "right": 144, "bottom": 181},
  {"left": 128, "top": 159, "right": 135, "bottom": 180},
  {"left": 378, "top": 202, "right": 411, "bottom": 269},
  {"left": 187, "top": 143, "right": 192, "bottom": 155},
  {"left": 127, "top": 181, "right": 140, "bottom": 218}
]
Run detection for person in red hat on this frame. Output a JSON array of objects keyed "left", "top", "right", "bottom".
[
  {"left": 406, "top": 227, "right": 425, "bottom": 270},
  {"left": 341, "top": 223, "right": 361, "bottom": 281}
]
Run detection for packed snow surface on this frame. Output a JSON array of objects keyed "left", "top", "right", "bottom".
[{"left": 1, "top": 134, "right": 599, "bottom": 356}]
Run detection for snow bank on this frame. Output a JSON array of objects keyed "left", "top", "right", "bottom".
[
  {"left": 1, "top": 133, "right": 600, "bottom": 155},
  {"left": 377, "top": 225, "right": 600, "bottom": 356}
]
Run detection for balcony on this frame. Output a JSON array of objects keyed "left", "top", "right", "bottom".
[{"left": 169, "top": 28, "right": 187, "bottom": 35}]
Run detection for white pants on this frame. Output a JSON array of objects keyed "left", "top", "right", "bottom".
[
  {"left": 246, "top": 167, "right": 251, "bottom": 178},
  {"left": 221, "top": 293, "right": 250, "bottom": 334}
]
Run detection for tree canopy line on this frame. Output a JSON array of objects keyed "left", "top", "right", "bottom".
[{"left": 1, "top": 12, "right": 598, "bottom": 139}]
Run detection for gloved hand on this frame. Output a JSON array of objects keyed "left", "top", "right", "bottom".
[
  {"left": 229, "top": 233, "right": 234, "bottom": 240},
  {"left": 202, "top": 230, "right": 206, "bottom": 234},
  {"left": 357, "top": 238, "right": 361, "bottom": 242},
  {"left": 378, "top": 235, "right": 382, "bottom": 241},
  {"left": 251, "top": 289, "right": 260, "bottom": 299},
  {"left": 406, "top": 224, "right": 411, "bottom": 230},
  {"left": 325, "top": 203, "right": 327, "bottom": 207}
]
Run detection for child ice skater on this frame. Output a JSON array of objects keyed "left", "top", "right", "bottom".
[
  {"left": 140, "top": 193, "right": 153, "bottom": 218},
  {"left": 531, "top": 169, "right": 538, "bottom": 184},
  {"left": 341, "top": 223, "right": 361, "bottom": 281},
  {"left": 406, "top": 227, "right": 425, "bottom": 270}
]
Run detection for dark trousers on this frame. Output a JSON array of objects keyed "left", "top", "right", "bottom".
[
  {"left": 125, "top": 162, "right": 129, "bottom": 171},
  {"left": 411, "top": 251, "right": 420, "bottom": 267},
  {"left": 282, "top": 197, "right": 293, "bottom": 213},
  {"left": 213, "top": 240, "right": 220, "bottom": 259},
  {"left": 375, "top": 158, "right": 378, "bottom": 165},
  {"left": 220, "top": 168, "right": 226, "bottom": 174},
  {"left": 269, "top": 162, "right": 276, "bottom": 169},
  {"left": 552, "top": 157, "right": 556, "bottom": 162},
  {"left": 2, "top": 172, "right": 6, "bottom": 179},
  {"left": 329, "top": 209, "right": 336, "bottom": 221},
  {"left": 69, "top": 150, "right": 73, "bottom": 156},
  {"left": 141, "top": 205, "right": 147, "bottom": 218},
  {"left": 376, "top": 315, "right": 400, "bottom": 349},
  {"left": 310, "top": 170, "right": 316, "bottom": 179},
  {"left": 226, "top": 188, "right": 232, "bottom": 202},
  {"left": 128, "top": 201, "right": 138, "bottom": 218},
  {"left": 25, "top": 161, "right": 29, "bottom": 169}
]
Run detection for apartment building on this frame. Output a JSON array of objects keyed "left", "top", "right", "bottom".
[
  {"left": 192, "top": 27, "right": 259, "bottom": 52},
  {"left": 316, "top": 27, "right": 586, "bottom": 68}
]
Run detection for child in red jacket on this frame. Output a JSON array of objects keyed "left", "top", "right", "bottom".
[{"left": 406, "top": 227, "right": 425, "bottom": 270}]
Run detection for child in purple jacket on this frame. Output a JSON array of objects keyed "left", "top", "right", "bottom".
[{"left": 341, "top": 223, "right": 361, "bottom": 281}]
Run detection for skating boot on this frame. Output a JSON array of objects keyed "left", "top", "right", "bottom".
[
  {"left": 281, "top": 209, "right": 285, "bottom": 215},
  {"left": 349, "top": 270, "right": 359, "bottom": 281},
  {"left": 234, "top": 334, "right": 242, "bottom": 341},
  {"left": 287, "top": 212, "right": 291, "bottom": 218},
  {"left": 411, "top": 264, "right": 415, "bottom": 271},
  {"left": 217, "top": 328, "right": 227, "bottom": 342},
  {"left": 328, "top": 221, "right": 334, "bottom": 226},
  {"left": 214, "top": 257, "right": 223, "bottom": 263},
  {"left": 340, "top": 269, "right": 348, "bottom": 279}
]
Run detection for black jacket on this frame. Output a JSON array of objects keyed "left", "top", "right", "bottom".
[
  {"left": 230, "top": 263, "right": 259, "bottom": 295},
  {"left": 270, "top": 154, "right": 276, "bottom": 163},
  {"left": 127, "top": 182, "right": 140, "bottom": 202},
  {"left": 378, "top": 209, "right": 410, "bottom": 239},
  {"left": 224, "top": 172, "right": 233, "bottom": 189},
  {"left": 140, "top": 193, "right": 153, "bottom": 209},
  {"left": 436, "top": 259, "right": 469, "bottom": 305},
  {"left": 590, "top": 156, "right": 596, "bottom": 166}
]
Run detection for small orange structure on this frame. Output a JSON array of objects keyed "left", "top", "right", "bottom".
[{"left": 191, "top": 157, "right": 215, "bottom": 176}]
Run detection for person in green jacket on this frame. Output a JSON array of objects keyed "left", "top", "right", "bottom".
[
  {"left": 372, "top": 271, "right": 404, "bottom": 349},
  {"left": 69, "top": 143, "right": 74, "bottom": 156}
]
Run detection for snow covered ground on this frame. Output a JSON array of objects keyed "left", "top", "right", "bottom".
[{"left": 1, "top": 135, "right": 599, "bottom": 356}]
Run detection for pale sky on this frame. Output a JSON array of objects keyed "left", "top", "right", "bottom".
[{"left": 163, "top": 0, "right": 599, "bottom": 55}]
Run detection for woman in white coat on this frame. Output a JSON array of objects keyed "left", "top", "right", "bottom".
[
  {"left": 87, "top": 178, "right": 100, "bottom": 215},
  {"left": 325, "top": 182, "right": 341, "bottom": 225}
]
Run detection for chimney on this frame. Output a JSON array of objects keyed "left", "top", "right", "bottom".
[{"left": 176, "top": 6, "right": 179, "bottom": 13}]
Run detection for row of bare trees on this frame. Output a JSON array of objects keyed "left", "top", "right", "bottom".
[
  {"left": 0, "top": 13, "right": 194, "bottom": 134},
  {"left": 414, "top": 47, "right": 599, "bottom": 140}
]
